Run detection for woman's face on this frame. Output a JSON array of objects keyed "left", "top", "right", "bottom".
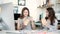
[
  {"left": 23, "top": 10, "right": 28, "bottom": 17},
  {"left": 46, "top": 10, "right": 49, "bottom": 17}
]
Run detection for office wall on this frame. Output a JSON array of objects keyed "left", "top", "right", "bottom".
[
  {"left": 0, "top": 0, "right": 59, "bottom": 21},
  {"left": 0, "top": 3, "right": 15, "bottom": 30},
  {"left": 18, "top": 0, "right": 42, "bottom": 21},
  {"left": 0, "top": 0, "right": 40, "bottom": 21}
]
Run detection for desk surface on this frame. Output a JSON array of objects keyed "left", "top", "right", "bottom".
[{"left": 0, "top": 30, "right": 60, "bottom": 34}]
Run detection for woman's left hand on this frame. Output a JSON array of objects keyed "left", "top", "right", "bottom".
[
  {"left": 23, "top": 19, "right": 30, "bottom": 25},
  {"left": 41, "top": 18, "right": 48, "bottom": 26}
]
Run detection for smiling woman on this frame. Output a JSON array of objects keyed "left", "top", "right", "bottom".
[
  {"left": 41, "top": 7, "right": 58, "bottom": 31},
  {"left": 17, "top": 7, "right": 36, "bottom": 30}
]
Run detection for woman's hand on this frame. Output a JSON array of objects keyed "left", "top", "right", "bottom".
[
  {"left": 23, "top": 19, "right": 30, "bottom": 25},
  {"left": 17, "top": 18, "right": 20, "bottom": 30},
  {"left": 30, "top": 17, "right": 36, "bottom": 30},
  {"left": 41, "top": 18, "right": 47, "bottom": 26}
]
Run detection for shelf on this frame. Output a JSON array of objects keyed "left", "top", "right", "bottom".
[
  {"left": 37, "top": 4, "right": 54, "bottom": 9},
  {"left": 56, "top": 3, "right": 60, "bottom": 4}
]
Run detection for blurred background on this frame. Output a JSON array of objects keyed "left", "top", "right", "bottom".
[{"left": 0, "top": 0, "right": 60, "bottom": 30}]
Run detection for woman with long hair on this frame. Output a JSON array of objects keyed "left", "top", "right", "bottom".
[
  {"left": 17, "top": 7, "right": 35, "bottom": 30},
  {"left": 41, "top": 7, "right": 58, "bottom": 31}
]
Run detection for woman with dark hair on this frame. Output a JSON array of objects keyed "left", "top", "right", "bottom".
[
  {"left": 17, "top": 7, "right": 35, "bottom": 30},
  {"left": 41, "top": 7, "right": 58, "bottom": 31}
]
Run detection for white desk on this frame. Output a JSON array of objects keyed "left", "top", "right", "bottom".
[
  {"left": 0, "top": 30, "right": 60, "bottom": 34},
  {"left": 0, "top": 31, "right": 6, "bottom": 34}
]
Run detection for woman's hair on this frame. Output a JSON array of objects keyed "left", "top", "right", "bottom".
[
  {"left": 21, "top": 7, "right": 30, "bottom": 19},
  {"left": 46, "top": 7, "right": 56, "bottom": 25}
]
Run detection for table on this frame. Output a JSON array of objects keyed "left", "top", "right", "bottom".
[{"left": 0, "top": 30, "right": 60, "bottom": 34}]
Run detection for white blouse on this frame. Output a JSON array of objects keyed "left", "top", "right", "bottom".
[
  {"left": 46, "top": 19, "right": 58, "bottom": 31},
  {"left": 18, "top": 17, "right": 32, "bottom": 30}
]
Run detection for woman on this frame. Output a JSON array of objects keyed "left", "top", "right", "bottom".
[
  {"left": 41, "top": 7, "right": 58, "bottom": 31},
  {"left": 17, "top": 7, "right": 35, "bottom": 30}
]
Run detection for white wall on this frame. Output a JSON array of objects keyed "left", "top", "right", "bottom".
[
  {"left": 0, "top": 3, "right": 15, "bottom": 30},
  {"left": 0, "top": 0, "right": 59, "bottom": 21},
  {"left": 18, "top": 0, "right": 42, "bottom": 21},
  {"left": 0, "top": 0, "right": 51, "bottom": 22}
]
